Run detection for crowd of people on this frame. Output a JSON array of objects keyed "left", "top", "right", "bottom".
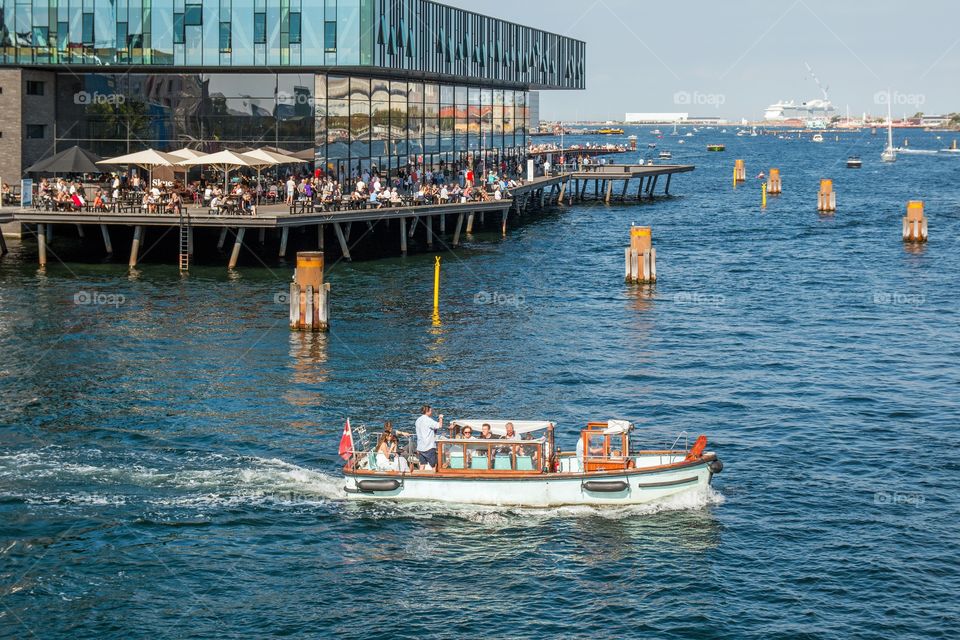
[
  {"left": 25, "top": 160, "right": 530, "bottom": 216},
  {"left": 370, "top": 405, "right": 542, "bottom": 473}
]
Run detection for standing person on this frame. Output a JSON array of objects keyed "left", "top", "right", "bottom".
[
  {"left": 415, "top": 405, "right": 444, "bottom": 471},
  {"left": 286, "top": 175, "right": 296, "bottom": 205}
]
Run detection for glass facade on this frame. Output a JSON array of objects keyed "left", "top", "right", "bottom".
[
  {"left": 0, "top": 0, "right": 585, "bottom": 91},
  {"left": 317, "top": 72, "right": 527, "bottom": 180}
]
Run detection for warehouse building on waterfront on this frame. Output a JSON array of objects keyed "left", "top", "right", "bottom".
[{"left": 0, "top": 0, "right": 585, "bottom": 183}]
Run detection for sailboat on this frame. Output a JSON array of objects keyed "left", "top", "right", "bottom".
[{"left": 880, "top": 96, "right": 896, "bottom": 163}]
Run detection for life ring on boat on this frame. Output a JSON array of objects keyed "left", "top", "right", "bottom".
[
  {"left": 582, "top": 480, "right": 629, "bottom": 493},
  {"left": 686, "top": 435, "right": 708, "bottom": 460},
  {"left": 357, "top": 479, "right": 402, "bottom": 492},
  {"left": 708, "top": 459, "right": 723, "bottom": 474}
]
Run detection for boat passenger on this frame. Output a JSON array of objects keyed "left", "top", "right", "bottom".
[
  {"left": 460, "top": 427, "right": 475, "bottom": 439},
  {"left": 376, "top": 432, "right": 410, "bottom": 473},
  {"left": 415, "top": 405, "right": 444, "bottom": 471},
  {"left": 479, "top": 424, "right": 494, "bottom": 439}
]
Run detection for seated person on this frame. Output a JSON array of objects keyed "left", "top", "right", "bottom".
[
  {"left": 478, "top": 423, "right": 494, "bottom": 439},
  {"left": 375, "top": 432, "right": 410, "bottom": 472}
]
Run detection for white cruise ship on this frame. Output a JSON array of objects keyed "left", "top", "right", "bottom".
[{"left": 764, "top": 98, "right": 836, "bottom": 124}]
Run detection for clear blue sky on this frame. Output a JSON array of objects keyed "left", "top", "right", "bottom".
[{"left": 447, "top": 0, "right": 960, "bottom": 121}]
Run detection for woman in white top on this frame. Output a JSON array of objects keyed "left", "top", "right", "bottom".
[{"left": 375, "top": 432, "right": 409, "bottom": 472}]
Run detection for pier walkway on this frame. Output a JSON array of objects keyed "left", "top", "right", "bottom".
[{"left": 1, "top": 165, "right": 692, "bottom": 268}]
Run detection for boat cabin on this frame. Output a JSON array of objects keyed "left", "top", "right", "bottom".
[
  {"left": 437, "top": 420, "right": 552, "bottom": 474},
  {"left": 579, "top": 420, "right": 634, "bottom": 472}
]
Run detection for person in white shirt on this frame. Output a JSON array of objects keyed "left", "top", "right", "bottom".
[
  {"left": 286, "top": 177, "right": 296, "bottom": 205},
  {"left": 415, "top": 405, "right": 444, "bottom": 470}
]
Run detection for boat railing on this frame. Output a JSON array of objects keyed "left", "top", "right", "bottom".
[
  {"left": 437, "top": 438, "right": 546, "bottom": 473},
  {"left": 666, "top": 431, "right": 689, "bottom": 453}
]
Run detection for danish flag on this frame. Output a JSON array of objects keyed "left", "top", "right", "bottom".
[{"left": 338, "top": 418, "right": 355, "bottom": 461}]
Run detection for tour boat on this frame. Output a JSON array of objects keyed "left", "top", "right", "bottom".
[
  {"left": 342, "top": 420, "right": 723, "bottom": 507},
  {"left": 846, "top": 156, "right": 862, "bottom": 168},
  {"left": 658, "top": 150, "right": 672, "bottom": 160}
]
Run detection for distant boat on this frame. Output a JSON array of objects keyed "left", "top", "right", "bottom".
[
  {"left": 881, "top": 96, "right": 896, "bottom": 163},
  {"left": 812, "top": 133, "right": 824, "bottom": 143},
  {"left": 651, "top": 129, "right": 662, "bottom": 135},
  {"left": 942, "top": 139, "right": 960, "bottom": 154},
  {"left": 707, "top": 144, "right": 726, "bottom": 152},
  {"left": 596, "top": 127, "right": 624, "bottom": 135},
  {"left": 658, "top": 150, "right": 672, "bottom": 160},
  {"left": 647, "top": 142, "right": 657, "bottom": 148},
  {"left": 685, "top": 132, "right": 693, "bottom": 137},
  {"left": 846, "top": 156, "right": 862, "bottom": 168},
  {"left": 678, "top": 139, "right": 685, "bottom": 144},
  {"left": 895, "top": 147, "right": 938, "bottom": 156}
]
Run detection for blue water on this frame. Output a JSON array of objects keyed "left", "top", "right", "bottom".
[{"left": 2, "top": 127, "right": 959, "bottom": 638}]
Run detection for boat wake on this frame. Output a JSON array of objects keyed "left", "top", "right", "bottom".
[{"left": 0, "top": 447, "right": 346, "bottom": 509}]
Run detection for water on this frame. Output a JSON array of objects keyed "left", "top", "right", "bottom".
[{"left": 2, "top": 127, "right": 959, "bottom": 638}]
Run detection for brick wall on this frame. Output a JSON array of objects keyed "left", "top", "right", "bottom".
[
  {"left": 21, "top": 70, "right": 57, "bottom": 174},
  {"left": 0, "top": 68, "right": 23, "bottom": 187}
]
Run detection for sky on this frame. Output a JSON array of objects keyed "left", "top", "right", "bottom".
[{"left": 446, "top": 0, "right": 960, "bottom": 121}]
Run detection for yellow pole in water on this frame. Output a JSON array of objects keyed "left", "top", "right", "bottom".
[
  {"left": 732, "top": 166, "right": 737, "bottom": 188},
  {"left": 433, "top": 256, "right": 441, "bottom": 312},
  {"left": 762, "top": 182, "right": 767, "bottom": 209}
]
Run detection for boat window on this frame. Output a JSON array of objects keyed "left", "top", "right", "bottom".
[{"left": 437, "top": 439, "right": 543, "bottom": 473}]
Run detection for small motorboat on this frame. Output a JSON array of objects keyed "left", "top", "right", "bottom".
[
  {"left": 343, "top": 419, "right": 722, "bottom": 507},
  {"left": 846, "top": 156, "right": 862, "bottom": 168},
  {"left": 658, "top": 150, "right": 672, "bottom": 160},
  {"left": 650, "top": 128, "right": 662, "bottom": 135},
  {"left": 812, "top": 133, "right": 824, "bottom": 143},
  {"left": 706, "top": 144, "right": 725, "bottom": 152}
]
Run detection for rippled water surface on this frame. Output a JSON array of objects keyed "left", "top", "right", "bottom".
[{"left": 2, "top": 128, "right": 959, "bottom": 638}]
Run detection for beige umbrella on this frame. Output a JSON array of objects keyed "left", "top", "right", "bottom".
[
  {"left": 97, "top": 149, "right": 182, "bottom": 190},
  {"left": 167, "top": 147, "right": 207, "bottom": 160},
  {"left": 176, "top": 150, "right": 274, "bottom": 208}
]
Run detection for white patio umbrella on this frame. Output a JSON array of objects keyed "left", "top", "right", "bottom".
[
  {"left": 176, "top": 150, "right": 274, "bottom": 212},
  {"left": 243, "top": 148, "right": 303, "bottom": 206},
  {"left": 167, "top": 147, "right": 208, "bottom": 160},
  {"left": 97, "top": 149, "right": 182, "bottom": 191}
]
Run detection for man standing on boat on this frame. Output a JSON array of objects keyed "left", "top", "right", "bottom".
[{"left": 415, "top": 405, "right": 444, "bottom": 471}]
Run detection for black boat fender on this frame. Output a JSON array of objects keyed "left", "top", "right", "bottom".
[
  {"left": 582, "top": 480, "right": 629, "bottom": 493},
  {"left": 708, "top": 459, "right": 723, "bottom": 474},
  {"left": 356, "top": 479, "right": 402, "bottom": 492}
]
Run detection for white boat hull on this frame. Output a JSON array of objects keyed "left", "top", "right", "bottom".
[{"left": 345, "top": 460, "right": 715, "bottom": 507}]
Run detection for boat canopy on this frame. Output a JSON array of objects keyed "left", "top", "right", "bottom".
[
  {"left": 600, "top": 420, "right": 633, "bottom": 435},
  {"left": 449, "top": 420, "right": 553, "bottom": 437}
]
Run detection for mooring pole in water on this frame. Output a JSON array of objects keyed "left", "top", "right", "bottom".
[
  {"left": 289, "top": 251, "right": 330, "bottom": 332},
  {"left": 624, "top": 225, "right": 656, "bottom": 284},
  {"left": 433, "top": 256, "right": 441, "bottom": 312},
  {"left": 37, "top": 224, "right": 47, "bottom": 267},
  {"left": 767, "top": 168, "right": 782, "bottom": 195},
  {"left": 817, "top": 179, "right": 836, "bottom": 213},
  {"left": 902, "top": 200, "right": 928, "bottom": 243},
  {"left": 128, "top": 225, "right": 143, "bottom": 268},
  {"left": 762, "top": 182, "right": 767, "bottom": 209},
  {"left": 228, "top": 228, "right": 245, "bottom": 269}
]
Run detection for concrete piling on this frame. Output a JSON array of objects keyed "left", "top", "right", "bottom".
[
  {"left": 767, "top": 168, "right": 781, "bottom": 195},
  {"left": 734, "top": 159, "right": 746, "bottom": 184}
]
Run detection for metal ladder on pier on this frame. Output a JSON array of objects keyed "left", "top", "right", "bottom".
[{"left": 178, "top": 209, "right": 191, "bottom": 272}]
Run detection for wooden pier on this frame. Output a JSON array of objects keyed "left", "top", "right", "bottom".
[
  {"left": 558, "top": 164, "right": 694, "bottom": 204},
  {"left": 2, "top": 165, "right": 694, "bottom": 268}
]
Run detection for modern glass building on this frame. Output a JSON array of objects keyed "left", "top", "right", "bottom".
[{"left": 0, "top": 0, "right": 585, "bottom": 182}]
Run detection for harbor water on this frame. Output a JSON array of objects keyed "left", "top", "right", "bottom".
[{"left": 1, "top": 127, "right": 959, "bottom": 638}]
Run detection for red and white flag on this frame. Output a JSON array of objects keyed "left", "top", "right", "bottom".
[{"left": 338, "top": 418, "right": 355, "bottom": 461}]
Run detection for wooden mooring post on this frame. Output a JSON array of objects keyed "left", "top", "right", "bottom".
[
  {"left": 734, "top": 159, "right": 746, "bottom": 184},
  {"left": 289, "top": 251, "right": 331, "bottom": 332},
  {"left": 624, "top": 225, "right": 657, "bottom": 284},
  {"left": 767, "top": 168, "right": 782, "bottom": 195},
  {"left": 817, "top": 179, "right": 836, "bottom": 213},
  {"left": 902, "top": 200, "right": 928, "bottom": 242}
]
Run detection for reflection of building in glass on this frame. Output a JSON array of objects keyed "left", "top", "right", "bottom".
[
  {"left": 528, "top": 91, "right": 541, "bottom": 130},
  {"left": 0, "top": 0, "right": 585, "bottom": 182}
]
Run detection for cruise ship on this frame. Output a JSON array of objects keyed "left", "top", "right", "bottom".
[{"left": 764, "top": 99, "right": 836, "bottom": 126}]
